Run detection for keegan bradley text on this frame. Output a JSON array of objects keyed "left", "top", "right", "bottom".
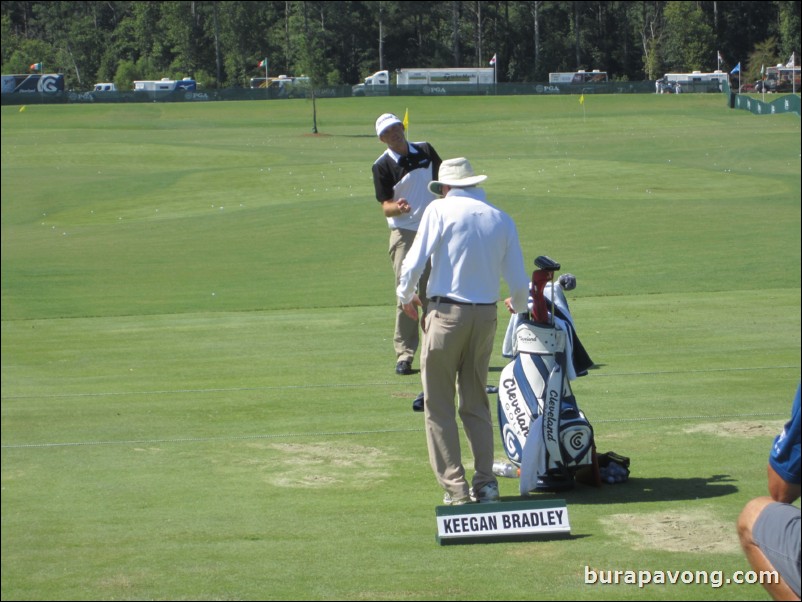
[{"left": 441, "top": 509, "right": 566, "bottom": 534}]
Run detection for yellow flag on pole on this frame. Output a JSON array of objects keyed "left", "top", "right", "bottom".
[
  {"left": 579, "top": 94, "right": 585, "bottom": 105},
  {"left": 403, "top": 108, "right": 409, "bottom": 131}
]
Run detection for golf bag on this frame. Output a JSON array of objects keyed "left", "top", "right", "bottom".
[{"left": 497, "top": 256, "right": 595, "bottom": 493}]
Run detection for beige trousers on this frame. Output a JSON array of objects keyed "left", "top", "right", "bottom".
[
  {"left": 389, "top": 228, "right": 430, "bottom": 363},
  {"left": 421, "top": 300, "right": 498, "bottom": 499}
]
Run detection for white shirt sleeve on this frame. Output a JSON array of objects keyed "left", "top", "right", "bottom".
[
  {"left": 503, "top": 220, "right": 531, "bottom": 313},
  {"left": 396, "top": 207, "right": 439, "bottom": 304}
]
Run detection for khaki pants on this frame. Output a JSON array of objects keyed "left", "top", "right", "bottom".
[
  {"left": 389, "top": 228, "right": 430, "bottom": 363},
  {"left": 421, "top": 300, "right": 498, "bottom": 499}
]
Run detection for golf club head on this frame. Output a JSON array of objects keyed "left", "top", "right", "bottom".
[{"left": 534, "top": 255, "right": 561, "bottom": 271}]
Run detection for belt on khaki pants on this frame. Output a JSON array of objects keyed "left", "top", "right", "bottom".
[{"left": 430, "top": 296, "right": 496, "bottom": 307}]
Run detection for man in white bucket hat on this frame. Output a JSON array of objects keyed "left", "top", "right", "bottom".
[
  {"left": 372, "top": 113, "right": 442, "bottom": 377},
  {"left": 396, "top": 157, "right": 530, "bottom": 505}
]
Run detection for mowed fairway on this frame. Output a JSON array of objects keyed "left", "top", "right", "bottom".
[{"left": 1, "top": 94, "right": 800, "bottom": 601}]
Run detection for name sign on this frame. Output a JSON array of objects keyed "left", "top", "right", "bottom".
[{"left": 435, "top": 499, "right": 571, "bottom": 545}]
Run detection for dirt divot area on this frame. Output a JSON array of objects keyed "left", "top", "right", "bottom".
[
  {"left": 683, "top": 420, "right": 784, "bottom": 438},
  {"left": 267, "top": 442, "right": 390, "bottom": 488},
  {"left": 600, "top": 508, "right": 739, "bottom": 554}
]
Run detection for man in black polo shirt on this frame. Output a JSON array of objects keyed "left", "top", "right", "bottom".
[{"left": 372, "top": 113, "right": 441, "bottom": 376}]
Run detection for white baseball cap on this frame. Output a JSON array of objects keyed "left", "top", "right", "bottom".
[{"left": 375, "top": 113, "right": 403, "bottom": 137}]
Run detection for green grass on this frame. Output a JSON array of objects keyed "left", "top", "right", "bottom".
[{"left": 2, "top": 94, "right": 800, "bottom": 601}]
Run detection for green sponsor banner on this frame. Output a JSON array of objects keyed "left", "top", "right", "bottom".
[
  {"left": 723, "top": 80, "right": 800, "bottom": 116},
  {"left": 734, "top": 92, "right": 800, "bottom": 116}
]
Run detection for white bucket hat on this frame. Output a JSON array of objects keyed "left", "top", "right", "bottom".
[
  {"left": 375, "top": 113, "right": 403, "bottom": 137},
  {"left": 428, "top": 157, "right": 487, "bottom": 196}
]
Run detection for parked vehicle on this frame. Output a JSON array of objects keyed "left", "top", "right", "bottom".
[
  {"left": 548, "top": 70, "right": 608, "bottom": 84},
  {"left": 760, "top": 64, "right": 800, "bottom": 93},
  {"left": 133, "top": 78, "right": 196, "bottom": 98},
  {"left": 351, "top": 70, "right": 391, "bottom": 96},
  {"left": 1, "top": 73, "right": 65, "bottom": 95},
  {"left": 353, "top": 67, "right": 494, "bottom": 96},
  {"left": 661, "top": 71, "right": 729, "bottom": 93},
  {"left": 249, "top": 75, "right": 310, "bottom": 97},
  {"left": 395, "top": 67, "right": 494, "bottom": 86}
]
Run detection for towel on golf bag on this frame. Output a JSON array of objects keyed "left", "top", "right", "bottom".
[{"left": 497, "top": 319, "right": 595, "bottom": 494}]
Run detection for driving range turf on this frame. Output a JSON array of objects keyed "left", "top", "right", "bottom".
[{"left": 1, "top": 92, "right": 800, "bottom": 600}]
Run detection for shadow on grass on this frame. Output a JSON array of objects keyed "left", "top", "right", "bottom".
[{"left": 502, "top": 474, "right": 738, "bottom": 505}]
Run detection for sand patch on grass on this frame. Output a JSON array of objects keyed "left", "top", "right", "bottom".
[
  {"left": 600, "top": 508, "right": 739, "bottom": 554},
  {"left": 266, "top": 442, "right": 390, "bottom": 488},
  {"left": 683, "top": 420, "right": 784, "bottom": 438}
]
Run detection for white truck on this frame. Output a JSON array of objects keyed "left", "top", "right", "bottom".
[
  {"left": 352, "top": 70, "right": 391, "bottom": 96},
  {"left": 353, "top": 67, "right": 494, "bottom": 96}
]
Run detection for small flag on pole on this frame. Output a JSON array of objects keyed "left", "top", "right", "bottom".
[
  {"left": 19, "top": 105, "right": 27, "bottom": 112},
  {"left": 579, "top": 94, "right": 585, "bottom": 105},
  {"left": 29, "top": 62, "right": 42, "bottom": 71},
  {"left": 258, "top": 58, "right": 267, "bottom": 68},
  {"left": 787, "top": 52, "right": 796, "bottom": 68},
  {"left": 489, "top": 53, "right": 497, "bottom": 66},
  {"left": 730, "top": 62, "right": 741, "bottom": 74},
  {"left": 403, "top": 108, "right": 409, "bottom": 131},
  {"left": 717, "top": 51, "right": 723, "bottom": 64}
]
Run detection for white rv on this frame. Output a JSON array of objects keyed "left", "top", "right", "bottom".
[
  {"left": 133, "top": 78, "right": 197, "bottom": 98},
  {"left": 395, "top": 68, "right": 494, "bottom": 86},
  {"left": 661, "top": 71, "right": 729, "bottom": 93},
  {"left": 353, "top": 67, "right": 494, "bottom": 96}
]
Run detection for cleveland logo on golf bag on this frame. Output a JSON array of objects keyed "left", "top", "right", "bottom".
[{"left": 497, "top": 256, "right": 595, "bottom": 492}]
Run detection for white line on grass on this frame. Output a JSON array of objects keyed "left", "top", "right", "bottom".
[
  {"left": 0, "top": 412, "right": 788, "bottom": 450},
  {"left": 1, "top": 364, "right": 798, "bottom": 400}
]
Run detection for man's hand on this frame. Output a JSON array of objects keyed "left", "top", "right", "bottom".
[
  {"left": 402, "top": 294, "right": 422, "bottom": 322},
  {"left": 382, "top": 198, "right": 411, "bottom": 218},
  {"left": 396, "top": 198, "right": 412, "bottom": 215}
]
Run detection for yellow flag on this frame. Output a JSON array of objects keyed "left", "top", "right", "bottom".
[
  {"left": 19, "top": 105, "right": 27, "bottom": 112},
  {"left": 579, "top": 94, "right": 585, "bottom": 105},
  {"left": 403, "top": 108, "right": 409, "bottom": 131}
]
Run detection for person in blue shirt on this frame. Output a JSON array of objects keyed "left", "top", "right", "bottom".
[{"left": 738, "top": 383, "right": 801, "bottom": 600}]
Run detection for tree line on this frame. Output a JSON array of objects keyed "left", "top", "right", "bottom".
[{"left": 1, "top": 1, "right": 799, "bottom": 91}]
